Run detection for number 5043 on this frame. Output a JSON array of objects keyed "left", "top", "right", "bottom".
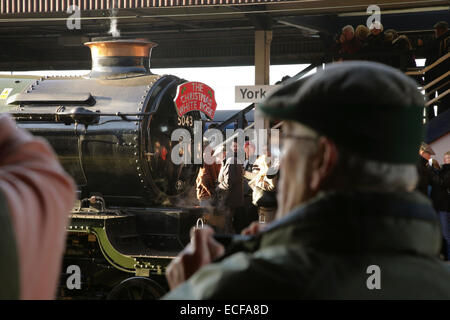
[{"left": 178, "top": 115, "right": 193, "bottom": 127}]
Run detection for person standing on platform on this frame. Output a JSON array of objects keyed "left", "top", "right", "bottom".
[
  {"left": 216, "top": 140, "right": 244, "bottom": 233},
  {"left": 339, "top": 25, "right": 361, "bottom": 58},
  {"left": 437, "top": 151, "right": 450, "bottom": 259},
  {"left": 242, "top": 141, "right": 259, "bottom": 227},
  {"left": 416, "top": 143, "right": 448, "bottom": 259},
  {"left": 196, "top": 144, "right": 221, "bottom": 207},
  {"left": 248, "top": 148, "right": 278, "bottom": 223},
  {"left": 417, "top": 143, "right": 441, "bottom": 202},
  {"left": 243, "top": 141, "right": 257, "bottom": 177}
]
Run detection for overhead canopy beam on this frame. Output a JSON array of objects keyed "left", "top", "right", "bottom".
[
  {"left": 0, "top": 1, "right": 446, "bottom": 70},
  {"left": 1, "top": 0, "right": 448, "bottom": 14},
  {"left": 276, "top": 20, "right": 320, "bottom": 34}
]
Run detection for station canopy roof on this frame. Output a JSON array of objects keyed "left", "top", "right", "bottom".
[{"left": 0, "top": 0, "right": 448, "bottom": 70}]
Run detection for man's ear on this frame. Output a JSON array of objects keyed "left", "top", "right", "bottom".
[{"left": 310, "top": 137, "right": 338, "bottom": 192}]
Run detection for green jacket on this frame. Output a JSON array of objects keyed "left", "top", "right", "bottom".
[
  {"left": 163, "top": 191, "right": 450, "bottom": 299},
  {"left": 0, "top": 191, "right": 20, "bottom": 299}
]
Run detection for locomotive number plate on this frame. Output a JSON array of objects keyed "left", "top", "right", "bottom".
[{"left": 177, "top": 115, "right": 194, "bottom": 127}]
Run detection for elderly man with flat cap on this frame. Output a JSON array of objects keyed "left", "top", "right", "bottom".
[{"left": 163, "top": 61, "right": 450, "bottom": 300}]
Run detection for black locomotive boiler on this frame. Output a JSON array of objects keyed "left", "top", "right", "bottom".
[{"left": 0, "top": 38, "right": 216, "bottom": 299}]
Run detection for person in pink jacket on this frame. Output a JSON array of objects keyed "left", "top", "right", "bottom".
[{"left": 0, "top": 114, "right": 76, "bottom": 300}]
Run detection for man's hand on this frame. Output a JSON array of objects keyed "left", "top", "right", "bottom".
[{"left": 166, "top": 225, "right": 225, "bottom": 290}]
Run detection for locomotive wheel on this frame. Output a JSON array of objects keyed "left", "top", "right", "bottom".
[{"left": 106, "top": 277, "right": 167, "bottom": 300}]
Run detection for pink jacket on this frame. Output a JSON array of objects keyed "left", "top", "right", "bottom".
[{"left": 0, "top": 115, "right": 76, "bottom": 299}]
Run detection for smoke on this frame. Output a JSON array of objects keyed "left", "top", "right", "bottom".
[
  {"left": 170, "top": 177, "right": 230, "bottom": 233},
  {"left": 172, "top": 183, "right": 199, "bottom": 208},
  {"left": 108, "top": 4, "right": 121, "bottom": 38}
]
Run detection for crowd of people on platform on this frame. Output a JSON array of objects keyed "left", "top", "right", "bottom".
[
  {"left": 332, "top": 22, "right": 417, "bottom": 70},
  {"left": 195, "top": 139, "right": 279, "bottom": 234},
  {"left": 332, "top": 21, "right": 450, "bottom": 119}
]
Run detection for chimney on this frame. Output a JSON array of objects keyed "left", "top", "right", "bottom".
[{"left": 84, "top": 38, "right": 158, "bottom": 78}]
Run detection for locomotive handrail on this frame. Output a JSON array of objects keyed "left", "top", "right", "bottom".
[
  {"left": 10, "top": 111, "right": 155, "bottom": 125},
  {"left": 7, "top": 92, "right": 96, "bottom": 106},
  {"left": 11, "top": 111, "right": 154, "bottom": 117}
]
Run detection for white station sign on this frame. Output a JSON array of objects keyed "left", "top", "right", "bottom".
[{"left": 235, "top": 85, "right": 279, "bottom": 103}]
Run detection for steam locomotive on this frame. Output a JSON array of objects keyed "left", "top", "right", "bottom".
[{"left": 0, "top": 38, "right": 217, "bottom": 299}]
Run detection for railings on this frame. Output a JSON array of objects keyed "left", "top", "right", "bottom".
[
  {"left": 215, "top": 62, "right": 321, "bottom": 134},
  {"left": 406, "top": 52, "right": 450, "bottom": 109}
]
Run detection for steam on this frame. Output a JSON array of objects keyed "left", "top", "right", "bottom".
[
  {"left": 172, "top": 183, "right": 199, "bottom": 207},
  {"left": 171, "top": 179, "right": 229, "bottom": 232},
  {"left": 108, "top": 6, "right": 121, "bottom": 38}
]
